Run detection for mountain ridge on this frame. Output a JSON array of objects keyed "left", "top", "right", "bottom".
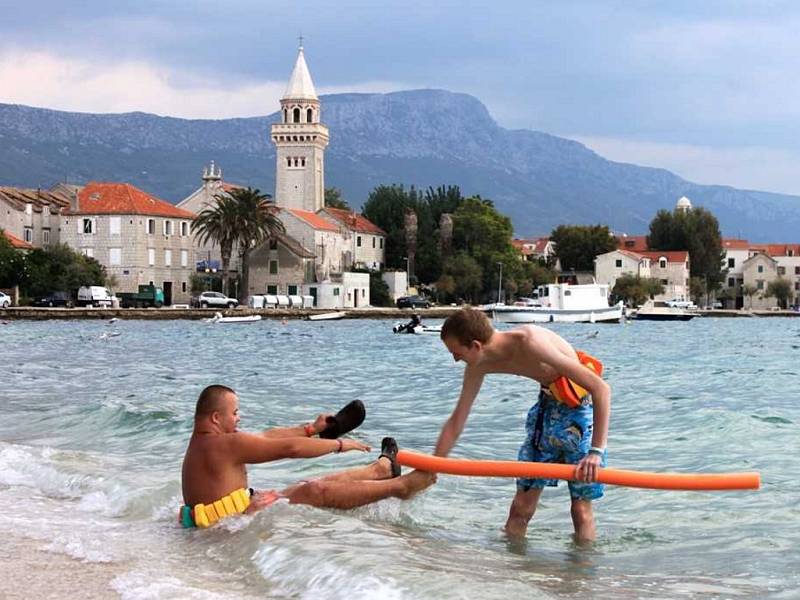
[{"left": 0, "top": 90, "right": 797, "bottom": 241}]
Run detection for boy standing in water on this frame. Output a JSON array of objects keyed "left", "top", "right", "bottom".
[{"left": 435, "top": 308, "right": 610, "bottom": 542}]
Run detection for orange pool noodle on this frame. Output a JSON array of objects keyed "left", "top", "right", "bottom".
[{"left": 396, "top": 450, "right": 760, "bottom": 491}]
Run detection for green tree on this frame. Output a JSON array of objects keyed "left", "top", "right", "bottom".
[
  {"left": 230, "top": 187, "right": 285, "bottom": 304},
  {"left": 766, "top": 277, "right": 793, "bottom": 309},
  {"left": 324, "top": 187, "right": 350, "bottom": 210},
  {"left": 442, "top": 252, "right": 483, "bottom": 303},
  {"left": 612, "top": 273, "right": 665, "bottom": 306},
  {"left": 362, "top": 184, "right": 465, "bottom": 284},
  {"left": 647, "top": 206, "right": 726, "bottom": 290},
  {"left": 22, "top": 244, "right": 107, "bottom": 298},
  {"left": 689, "top": 276, "right": 707, "bottom": 305},
  {"left": 741, "top": 283, "right": 758, "bottom": 309},
  {"left": 550, "top": 225, "right": 617, "bottom": 272},
  {"left": 368, "top": 271, "right": 392, "bottom": 307},
  {"left": 193, "top": 194, "right": 241, "bottom": 297},
  {"left": 0, "top": 229, "right": 27, "bottom": 288},
  {"left": 362, "top": 184, "right": 419, "bottom": 270}
]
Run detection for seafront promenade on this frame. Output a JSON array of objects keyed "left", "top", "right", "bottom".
[{"left": 1, "top": 306, "right": 799, "bottom": 320}]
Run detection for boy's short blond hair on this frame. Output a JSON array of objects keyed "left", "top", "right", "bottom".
[{"left": 440, "top": 308, "right": 494, "bottom": 346}]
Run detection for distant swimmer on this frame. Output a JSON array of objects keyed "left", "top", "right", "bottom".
[
  {"left": 587, "top": 330, "right": 599, "bottom": 339},
  {"left": 180, "top": 386, "right": 435, "bottom": 528},
  {"left": 434, "top": 308, "right": 610, "bottom": 543},
  {"left": 107, "top": 317, "right": 119, "bottom": 325}
]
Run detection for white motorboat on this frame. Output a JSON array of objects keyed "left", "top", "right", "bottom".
[
  {"left": 205, "top": 312, "right": 262, "bottom": 324},
  {"left": 487, "top": 283, "right": 623, "bottom": 324},
  {"left": 631, "top": 301, "right": 696, "bottom": 321},
  {"left": 307, "top": 311, "right": 347, "bottom": 321}
]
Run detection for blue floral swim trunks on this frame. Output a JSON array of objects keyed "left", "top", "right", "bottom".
[{"left": 516, "top": 389, "right": 606, "bottom": 500}]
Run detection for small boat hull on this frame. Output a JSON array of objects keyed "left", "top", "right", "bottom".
[
  {"left": 491, "top": 304, "right": 623, "bottom": 324},
  {"left": 206, "top": 314, "right": 262, "bottom": 324},
  {"left": 307, "top": 311, "right": 347, "bottom": 321}
]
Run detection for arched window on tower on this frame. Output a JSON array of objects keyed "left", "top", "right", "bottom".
[
  {"left": 287, "top": 157, "right": 292, "bottom": 167},
  {"left": 293, "top": 107, "right": 300, "bottom": 123},
  {"left": 283, "top": 109, "right": 288, "bottom": 123},
  {"left": 301, "top": 158, "right": 306, "bottom": 167},
  {"left": 294, "top": 158, "right": 299, "bottom": 167},
  {"left": 307, "top": 108, "right": 313, "bottom": 123}
]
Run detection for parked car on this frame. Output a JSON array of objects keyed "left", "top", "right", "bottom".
[
  {"left": 192, "top": 291, "right": 238, "bottom": 309},
  {"left": 665, "top": 299, "right": 696, "bottom": 309},
  {"left": 396, "top": 295, "right": 431, "bottom": 309},
  {"left": 77, "top": 286, "right": 113, "bottom": 307},
  {"left": 32, "top": 291, "right": 74, "bottom": 308},
  {"left": 0, "top": 291, "right": 11, "bottom": 308}
]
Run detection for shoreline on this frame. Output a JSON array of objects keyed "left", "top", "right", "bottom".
[
  {"left": 2, "top": 306, "right": 799, "bottom": 320},
  {"left": 0, "top": 531, "right": 125, "bottom": 600}
]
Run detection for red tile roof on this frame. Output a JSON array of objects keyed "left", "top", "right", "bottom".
[
  {"left": 722, "top": 238, "right": 750, "bottom": 250},
  {"left": 323, "top": 207, "right": 385, "bottom": 235},
  {"left": 616, "top": 235, "right": 649, "bottom": 252},
  {"left": 68, "top": 182, "right": 195, "bottom": 219},
  {"left": 638, "top": 250, "right": 689, "bottom": 263},
  {"left": 513, "top": 238, "right": 550, "bottom": 255},
  {"left": 3, "top": 229, "right": 33, "bottom": 249},
  {"left": 762, "top": 244, "right": 800, "bottom": 257},
  {"left": 285, "top": 208, "right": 341, "bottom": 232}
]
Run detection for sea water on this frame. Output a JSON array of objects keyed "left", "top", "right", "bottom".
[{"left": 0, "top": 316, "right": 797, "bottom": 599}]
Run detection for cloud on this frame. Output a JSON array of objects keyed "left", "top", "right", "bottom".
[
  {"left": 0, "top": 50, "right": 407, "bottom": 118},
  {"left": 573, "top": 135, "right": 800, "bottom": 196}
]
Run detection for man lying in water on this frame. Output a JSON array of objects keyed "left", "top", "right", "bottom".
[{"left": 181, "top": 385, "right": 435, "bottom": 526}]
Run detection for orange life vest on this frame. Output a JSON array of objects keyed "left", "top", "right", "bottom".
[{"left": 546, "top": 350, "right": 603, "bottom": 408}]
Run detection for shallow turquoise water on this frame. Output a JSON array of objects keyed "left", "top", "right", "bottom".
[{"left": 0, "top": 317, "right": 797, "bottom": 599}]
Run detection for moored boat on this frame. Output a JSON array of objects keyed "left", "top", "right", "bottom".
[
  {"left": 631, "top": 302, "right": 696, "bottom": 321},
  {"left": 307, "top": 311, "right": 347, "bottom": 321},
  {"left": 486, "top": 283, "right": 623, "bottom": 324},
  {"left": 205, "top": 312, "right": 262, "bottom": 324}
]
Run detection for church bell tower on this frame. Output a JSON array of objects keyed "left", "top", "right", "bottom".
[{"left": 271, "top": 44, "right": 329, "bottom": 212}]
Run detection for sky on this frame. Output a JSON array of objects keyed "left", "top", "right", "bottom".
[{"left": 1, "top": 0, "right": 798, "bottom": 196}]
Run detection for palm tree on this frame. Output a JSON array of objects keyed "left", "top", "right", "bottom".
[
  {"left": 192, "top": 195, "right": 240, "bottom": 297},
  {"left": 229, "top": 187, "right": 285, "bottom": 303}
]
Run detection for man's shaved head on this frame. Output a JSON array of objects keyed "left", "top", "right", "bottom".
[{"left": 195, "top": 385, "right": 236, "bottom": 418}]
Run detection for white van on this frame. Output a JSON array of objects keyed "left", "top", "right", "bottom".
[{"left": 77, "top": 286, "right": 113, "bottom": 307}]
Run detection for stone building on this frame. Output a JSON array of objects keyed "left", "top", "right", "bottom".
[
  {"left": 320, "top": 207, "right": 386, "bottom": 270},
  {"left": 177, "top": 161, "right": 249, "bottom": 276},
  {"left": 270, "top": 45, "right": 329, "bottom": 213},
  {"left": 595, "top": 249, "right": 690, "bottom": 302},
  {"left": 0, "top": 187, "right": 71, "bottom": 247},
  {"left": 60, "top": 182, "right": 196, "bottom": 304}
]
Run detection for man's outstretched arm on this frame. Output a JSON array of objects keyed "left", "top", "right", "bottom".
[
  {"left": 259, "top": 413, "right": 331, "bottom": 439},
  {"left": 230, "top": 432, "right": 370, "bottom": 465},
  {"left": 434, "top": 367, "right": 484, "bottom": 457}
]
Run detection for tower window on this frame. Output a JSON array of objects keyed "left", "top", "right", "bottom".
[
  {"left": 287, "top": 157, "right": 292, "bottom": 167},
  {"left": 301, "top": 158, "right": 306, "bottom": 167},
  {"left": 307, "top": 108, "right": 313, "bottom": 123},
  {"left": 293, "top": 107, "right": 300, "bottom": 123},
  {"left": 283, "top": 109, "right": 288, "bottom": 123},
  {"left": 294, "top": 158, "right": 299, "bottom": 167}
]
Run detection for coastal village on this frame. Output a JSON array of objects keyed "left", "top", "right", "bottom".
[{"left": 1, "top": 46, "right": 799, "bottom": 314}]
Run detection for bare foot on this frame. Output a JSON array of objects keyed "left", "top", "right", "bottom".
[
  {"left": 376, "top": 456, "right": 395, "bottom": 479},
  {"left": 398, "top": 470, "right": 437, "bottom": 500}
]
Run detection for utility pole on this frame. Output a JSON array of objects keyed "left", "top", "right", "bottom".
[{"left": 497, "top": 262, "right": 503, "bottom": 305}]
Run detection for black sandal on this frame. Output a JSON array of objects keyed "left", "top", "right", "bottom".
[
  {"left": 379, "top": 437, "right": 401, "bottom": 478},
  {"left": 318, "top": 400, "right": 366, "bottom": 439}
]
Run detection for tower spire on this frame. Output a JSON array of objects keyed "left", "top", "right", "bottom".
[{"left": 282, "top": 44, "right": 318, "bottom": 101}]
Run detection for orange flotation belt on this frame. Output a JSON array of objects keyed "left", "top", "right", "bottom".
[
  {"left": 396, "top": 451, "right": 761, "bottom": 491},
  {"left": 547, "top": 350, "right": 603, "bottom": 408}
]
